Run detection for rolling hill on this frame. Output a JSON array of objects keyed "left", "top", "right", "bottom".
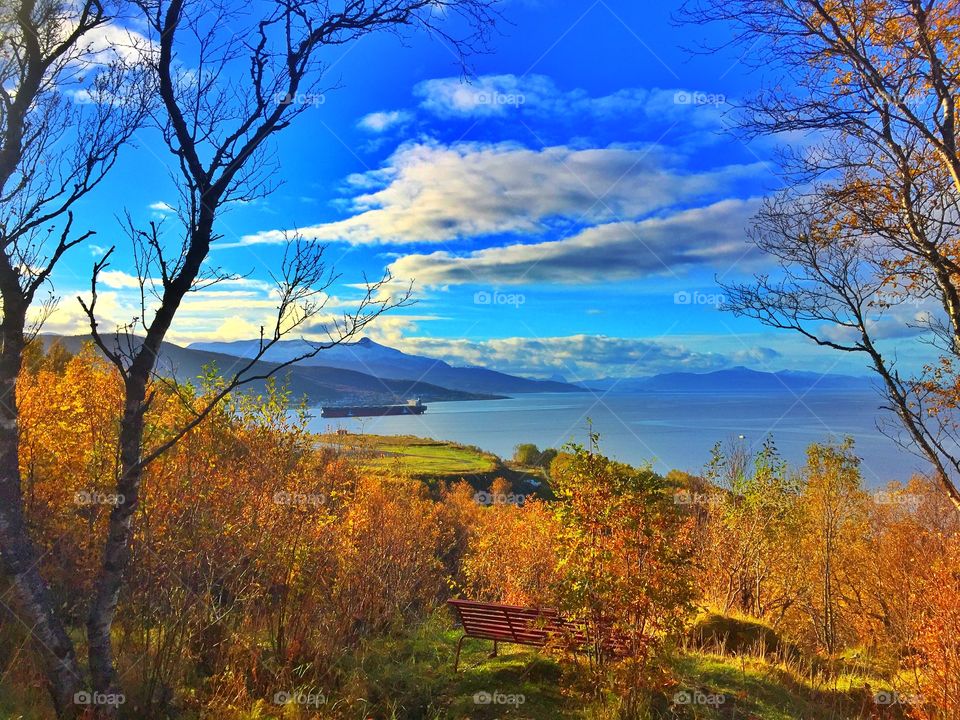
[
  {"left": 39, "top": 335, "right": 502, "bottom": 406},
  {"left": 189, "top": 337, "right": 584, "bottom": 395}
]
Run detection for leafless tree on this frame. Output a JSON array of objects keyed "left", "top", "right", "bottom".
[
  {"left": 0, "top": 0, "right": 147, "bottom": 713},
  {"left": 75, "top": 0, "right": 498, "bottom": 712},
  {"left": 683, "top": 0, "right": 960, "bottom": 510}
]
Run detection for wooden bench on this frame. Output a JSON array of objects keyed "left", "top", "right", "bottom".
[{"left": 447, "top": 599, "right": 585, "bottom": 670}]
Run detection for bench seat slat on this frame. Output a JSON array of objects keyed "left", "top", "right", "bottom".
[
  {"left": 458, "top": 613, "right": 559, "bottom": 627},
  {"left": 449, "top": 599, "right": 577, "bottom": 647},
  {"left": 459, "top": 621, "right": 554, "bottom": 641},
  {"left": 454, "top": 610, "right": 560, "bottom": 624},
  {"left": 459, "top": 621, "right": 552, "bottom": 637},
  {"left": 459, "top": 621, "right": 520, "bottom": 635}
]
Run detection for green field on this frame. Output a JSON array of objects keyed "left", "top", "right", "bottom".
[{"left": 316, "top": 433, "right": 545, "bottom": 487}]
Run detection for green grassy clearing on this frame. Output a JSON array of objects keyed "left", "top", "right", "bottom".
[
  {"left": 322, "top": 613, "right": 898, "bottom": 720},
  {"left": 316, "top": 433, "right": 546, "bottom": 488},
  {"left": 331, "top": 612, "right": 584, "bottom": 720}
]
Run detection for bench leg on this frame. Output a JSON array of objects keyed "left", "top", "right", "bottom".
[
  {"left": 489, "top": 639, "right": 498, "bottom": 658},
  {"left": 454, "top": 634, "right": 466, "bottom": 672}
]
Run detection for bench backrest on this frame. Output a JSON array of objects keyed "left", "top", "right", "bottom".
[
  {"left": 448, "top": 599, "right": 639, "bottom": 656},
  {"left": 447, "top": 599, "right": 574, "bottom": 646}
]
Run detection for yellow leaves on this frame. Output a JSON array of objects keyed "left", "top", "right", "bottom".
[{"left": 460, "top": 502, "right": 561, "bottom": 607}]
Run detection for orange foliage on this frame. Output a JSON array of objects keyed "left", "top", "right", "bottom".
[
  {"left": 906, "top": 539, "right": 960, "bottom": 720},
  {"left": 12, "top": 344, "right": 960, "bottom": 719},
  {"left": 13, "top": 346, "right": 454, "bottom": 715},
  {"left": 457, "top": 490, "right": 561, "bottom": 606}
]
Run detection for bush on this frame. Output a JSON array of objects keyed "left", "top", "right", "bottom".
[
  {"left": 687, "top": 612, "right": 800, "bottom": 662},
  {"left": 905, "top": 539, "right": 960, "bottom": 720},
  {"left": 538, "top": 447, "right": 558, "bottom": 471},
  {"left": 513, "top": 443, "right": 541, "bottom": 466},
  {"left": 458, "top": 497, "right": 560, "bottom": 605}
]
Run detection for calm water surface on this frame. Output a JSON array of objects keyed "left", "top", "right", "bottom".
[{"left": 306, "top": 390, "right": 927, "bottom": 486}]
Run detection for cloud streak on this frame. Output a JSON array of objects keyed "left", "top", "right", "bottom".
[
  {"left": 386, "top": 199, "right": 761, "bottom": 285},
  {"left": 413, "top": 74, "right": 729, "bottom": 128},
  {"left": 238, "top": 141, "right": 764, "bottom": 247},
  {"left": 358, "top": 110, "right": 412, "bottom": 132}
]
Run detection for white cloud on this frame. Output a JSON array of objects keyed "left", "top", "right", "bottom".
[
  {"left": 98, "top": 270, "right": 144, "bottom": 289},
  {"left": 821, "top": 307, "right": 936, "bottom": 345},
  {"left": 95, "top": 270, "right": 274, "bottom": 294},
  {"left": 149, "top": 201, "right": 175, "bottom": 214},
  {"left": 37, "top": 271, "right": 337, "bottom": 346},
  {"left": 31, "top": 292, "right": 131, "bottom": 339},
  {"left": 358, "top": 110, "right": 412, "bottom": 132},
  {"left": 238, "top": 141, "right": 764, "bottom": 247},
  {"left": 413, "top": 74, "right": 728, "bottom": 127},
  {"left": 41, "top": 292, "right": 284, "bottom": 346},
  {"left": 386, "top": 199, "right": 761, "bottom": 285},
  {"left": 69, "top": 20, "right": 154, "bottom": 67},
  {"left": 60, "top": 21, "right": 152, "bottom": 110}
]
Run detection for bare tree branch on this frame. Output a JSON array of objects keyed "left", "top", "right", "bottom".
[
  {"left": 687, "top": 0, "right": 960, "bottom": 510},
  {"left": 80, "top": 0, "right": 498, "bottom": 709}
]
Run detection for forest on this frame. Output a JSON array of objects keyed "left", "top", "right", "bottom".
[{"left": 1, "top": 342, "right": 956, "bottom": 719}]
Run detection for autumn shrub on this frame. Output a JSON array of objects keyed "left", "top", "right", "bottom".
[
  {"left": 550, "top": 440, "right": 697, "bottom": 719},
  {"left": 112, "top": 381, "right": 338, "bottom": 712},
  {"left": 134, "top": 388, "right": 451, "bottom": 712},
  {"left": 18, "top": 345, "right": 124, "bottom": 620},
  {"left": 14, "top": 346, "right": 453, "bottom": 716},
  {"left": 330, "top": 475, "right": 446, "bottom": 642},
  {"left": 693, "top": 440, "right": 960, "bottom": 664},
  {"left": 697, "top": 439, "right": 806, "bottom": 623},
  {"left": 436, "top": 480, "right": 483, "bottom": 586},
  {"left": 902, "top": 538, "right": 960, "bottom": 720},
  {"left": 781, "top": 441, "right": 872, "bottom": 654},
  {"left": 852, "top": 477, "right": 959, "bottom": 660},
  {"left": 458, "top": 492, "right": 561, "bottom": 605}
]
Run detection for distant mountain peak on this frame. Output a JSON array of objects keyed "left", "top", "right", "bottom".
[{"left": 186, "top": 337, "right": 584, "bottom": 395}]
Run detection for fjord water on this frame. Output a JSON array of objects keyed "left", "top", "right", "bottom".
[{"left": 307, "top": 389, "right": 926, "bottom": 487}]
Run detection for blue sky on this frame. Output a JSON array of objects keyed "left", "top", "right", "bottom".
[{"left": 45, "top": 0, "right": 929, "bottom": 381}]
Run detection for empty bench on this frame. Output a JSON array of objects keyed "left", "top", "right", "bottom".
[{"left": 447, "top": 599, "right": 585, "bottom": 670}]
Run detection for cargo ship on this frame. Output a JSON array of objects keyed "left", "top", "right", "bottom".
[{"left": 321, "top": 398, "right": 426, "bottom": 419}]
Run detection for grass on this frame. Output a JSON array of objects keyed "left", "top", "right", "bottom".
[
  {"left": 316, "top": 433, "right": 547, "bottom": 489},
  {"left": 676, "top": 612, "right": 905, "bottom": 719},
  {"left": 0, "top": 689, "right": 51, "bottom": 720},
  {"left": 317, "top": 433, "right": 498, "bottom": 481},
  {"left": 669, "top": 653, "right": 872, "bottom": 719},
  {"left": 333, "top": 612, "right": 582, "bottom": 720},
  {"left": 324, "top": 612, "right": 898, "bottom": 720},
  {"left": 0, "top": 611, "right": 904, "bottom": 720},
  {"left": 371, "top": 437, "right": 499, "bottom": 479},
  {"left": 686, "top": 611, "right": 801, "bottom": 662}
]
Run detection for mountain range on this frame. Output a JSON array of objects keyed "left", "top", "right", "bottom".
[
  {"left": 189, "top": 338, "right": 583, "bottom": 395},
  {"left": 41, "top": 336, "right": 874, "bottom": 406},
  {"left": 584, "top": 366, "right": 874, "bottom": 393},
  {"left": 41, "top": 335, "right": 583, "bottom": 406}
]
